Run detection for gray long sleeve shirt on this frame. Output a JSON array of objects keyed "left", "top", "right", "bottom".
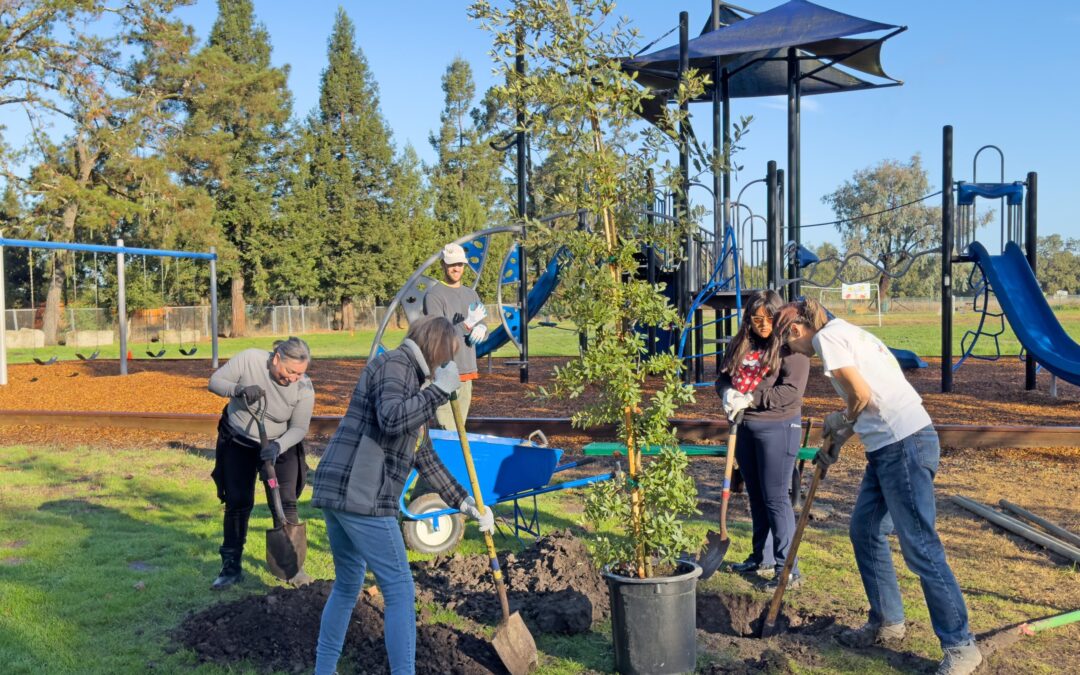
[
  {"left": 422, "top": 281, "right": 482, "bottom": 375},
  {"left": 208, "top": 348, "right": 315, "bottom": 450}
]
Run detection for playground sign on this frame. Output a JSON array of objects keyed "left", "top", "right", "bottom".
[{"left": 841, "top": 282, "right": 872, "bottom": 300}]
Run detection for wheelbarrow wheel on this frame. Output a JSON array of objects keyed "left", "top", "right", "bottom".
[{"left": 402, "top": 492, "right": 465, "bottom": 555}]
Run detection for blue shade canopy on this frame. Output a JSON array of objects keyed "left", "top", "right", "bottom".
[{"left": 624, "top": 0, "right": 904, "bottom": 105}]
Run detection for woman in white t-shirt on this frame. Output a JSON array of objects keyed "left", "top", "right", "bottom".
[{"left": 775, "top": 298, "right": 981, "bottom": 675}]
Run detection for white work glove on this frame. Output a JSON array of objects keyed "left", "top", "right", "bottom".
[
  {"left": 459, "top": 496, "right": 495, "bottom": 534},
  {"left": 431, "top": 360, "right": 461, "bottom": 395},
  {"left": 464, "top": 302, "right": 487, "bottom": 331},
  {"left": 721, "top": 387, "right": 754, "bottom": 422},
  {"left": 822, "top": 410, "right": 856, "bottom": 447},
  {"left": 467, "top": 322, "right": 488, "bottom": 345}
]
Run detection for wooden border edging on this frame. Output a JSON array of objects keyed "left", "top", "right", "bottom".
[{"left": 0, "top": 410, "right": 1079, "bottom": 449}]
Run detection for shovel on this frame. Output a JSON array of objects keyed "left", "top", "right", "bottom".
[
  {"left": 698, "top": 410, "right": 743, "bottom": 580},
  {"left": 449, "top": 394, "right": 538, "bottom": 675},
  {"left": 760, "top": 438, "right": 829, "bottom": 638},
  {"left": 250, "top": 396, "right": 307, "bottom": 582}
]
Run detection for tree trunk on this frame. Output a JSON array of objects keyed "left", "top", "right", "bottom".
[
  {"left": 41, "top": 252, "right": 65, "bottom": 345},
  {"left": 341, "top": 298, "right": 355, "bottom": 333},
  {"left": 231, "top": 276, "right": 246, "bottom": 337},
  {"left": 43, "top": 200, "right": 79, "bottom": 345},
  {"left": 878, "top": 272, "right": 892, "bottom": 313}
]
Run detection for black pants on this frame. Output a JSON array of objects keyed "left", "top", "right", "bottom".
[
  {"left": 734, "top": 415, "right": 801, "bottom": 574},
  {"left": 211, "top": 412, "right": 307, "bottom": 554}
]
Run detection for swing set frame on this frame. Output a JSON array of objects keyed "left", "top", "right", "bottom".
[{"left": 0, "top": 234, "right": 219, "bottom": 385}]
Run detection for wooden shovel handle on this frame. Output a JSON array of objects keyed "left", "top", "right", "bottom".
[
  {"left": 719, "top": 412, "right": 742, "bottom": 540},
  {"left": 450, "top": 394, "right": 513, "bottom": 623}
]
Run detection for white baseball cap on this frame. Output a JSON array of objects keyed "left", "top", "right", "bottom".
[{"left": 442, "top": 243, "right": 467, "bottom": 265}]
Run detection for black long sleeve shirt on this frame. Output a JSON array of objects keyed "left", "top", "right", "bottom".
[{"left": 716, "top": 344, "right": 810, "bottom": 422}]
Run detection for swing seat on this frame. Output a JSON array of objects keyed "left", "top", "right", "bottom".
[
  {"left": 179, "top": 347, "right": 198, "bottom": 356},
  {"left": 146, "top": 349, "right": 166, "bottom": 359},
  {"left": 76, "top": 350, "right": 101, "bottom": 361},
  {"left": 32, "top": 356, "right": 58, "bottom": 366}
]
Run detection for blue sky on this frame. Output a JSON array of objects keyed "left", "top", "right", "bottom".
[{"left": 8, "top": 1, "right": 1080, "bottom": 252}]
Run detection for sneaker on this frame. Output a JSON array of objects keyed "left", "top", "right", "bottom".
[
  {"left": 936, "top": 641, "right": 982, "bottom": 675},
  {"left": 729, "top": 559, "right": 770, "bottom": 574},
  {"left": 759, "top": 571, "right": 801, "bottom": 591},
  {"left": 838, "top": 620, "right": 907, "bottom": 648}
]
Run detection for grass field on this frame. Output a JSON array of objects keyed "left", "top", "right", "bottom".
[
  {"left": 1, "top": 443, "right": 1076, "bottom": 674},
  {"left": 6, "top": 305, "right": 1080, "bottom": 366}
]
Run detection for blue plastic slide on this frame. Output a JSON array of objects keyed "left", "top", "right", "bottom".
[{"left": 967, "top": 241, "right": 1080, "bottom": 387}]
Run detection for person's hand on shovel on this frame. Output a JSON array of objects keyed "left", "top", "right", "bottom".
[
  {"left": 459, "top": 496, "right": 495, "bottom": 534},
  {"left": 721, "top": 388, "right": 754, "bottom": 422},
  {"left": 260, "top": 441, "right": 281, "bottom": 463},
  {"left": 817, "top": 411, "right": 856, "bottom": 477},
  {"left": 431, "top": 361, "right": 462, "bottom": 395}
]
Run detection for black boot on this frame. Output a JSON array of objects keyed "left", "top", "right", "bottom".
[{"left": 211, "top": 547, "right": 243, "bottom": 590}]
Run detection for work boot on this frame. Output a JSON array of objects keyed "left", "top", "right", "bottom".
[
  {"left": 287, "top": 569, "right": 314, "bottom": 587},
  {"left": 838, "top": 620, "right": 907, "bottom": 648},
  {"left": 935, "top": 641, "right": 982, "bottom": 675},
  {"left": 211, "top": 547, "right": 243, "bottom": 590}
]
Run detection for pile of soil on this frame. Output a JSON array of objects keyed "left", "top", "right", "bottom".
[
  {"left": 175, "top": 530, "right": 605, "bottom": 673},
  {"left": 174, "top": 581, "right": 501, "bottom": 674},
  {"left": 413, "top": 529, "right": 608, "bottom": 635}
]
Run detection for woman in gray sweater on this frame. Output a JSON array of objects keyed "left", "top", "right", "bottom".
[{"left": 208, "top": 336, "right": 315, "bottom": 589}]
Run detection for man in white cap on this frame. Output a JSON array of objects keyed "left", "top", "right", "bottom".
[{"left": 423, "top": 243, "right": 488, "bottom": 428}]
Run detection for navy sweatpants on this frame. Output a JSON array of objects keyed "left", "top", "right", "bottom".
[{"left": 734, "top": 415, "right": 802, "bottom": 574}]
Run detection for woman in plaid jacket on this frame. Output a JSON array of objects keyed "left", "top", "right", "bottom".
[{"left": 311, "top": 316, "right": 493, "bottom": 675}]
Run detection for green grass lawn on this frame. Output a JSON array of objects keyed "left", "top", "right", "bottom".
[{"left": 1, "top": 444, "right": 1073, "bottom": 674}]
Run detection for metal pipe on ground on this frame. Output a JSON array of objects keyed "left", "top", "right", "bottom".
[
  {"left": 951, "top": 495, "right": 1080, "bottom": 564},
  {"left": 999, "top": 500, "right": 1080, "bottom": 549}
]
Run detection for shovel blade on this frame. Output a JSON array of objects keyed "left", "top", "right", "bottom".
[
  {"left": 698, "top": 530, "right": 730, "bottom": 581},
  {"left": 266, "top": 521, "right": 307, "bottom": 581},
  {"left": 492, "top": 611, "right": 538, "bottom": 675}
]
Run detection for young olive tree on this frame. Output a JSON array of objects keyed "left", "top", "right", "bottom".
[{"left": 470, "top": 0, "right": 715, "bottom": 578}]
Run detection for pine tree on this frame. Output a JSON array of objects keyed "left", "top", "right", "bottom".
[
  {"left": 179, "top": 0, "right": 292, "bottom": 336},
  {"left": 429, "top": 58, "right": 509, "bottom": 242},
  {"left": 295, "top": 7, "right": 398, "bottom": 327}
]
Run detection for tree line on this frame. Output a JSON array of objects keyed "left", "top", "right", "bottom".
[{"left": 0, "top": 0, "right": 513, "bottom": 342}]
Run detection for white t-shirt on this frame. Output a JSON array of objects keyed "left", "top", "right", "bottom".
[{"left": 812, "top": 319, "right": 932, "bottom": 452}]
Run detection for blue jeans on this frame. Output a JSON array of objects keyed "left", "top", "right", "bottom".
[
  {"left": 736, "top": 416, "right": 801, "bottom": 574},
  {"left": 315, "top": 509, "right": 416, "bottom": 675},
  {"left": 849, "top": 426, "right": 973, "bottom": 648}
]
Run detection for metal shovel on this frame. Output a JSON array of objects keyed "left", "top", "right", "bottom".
[
  {"left": 698, "top": 411, "right": 743, "bottom": 580},
  {"left": 449, "top": 394, "right": 538, "bottom": 675},
  {"left": 250, "top": 397, "right": 307, "bottom": 582}
]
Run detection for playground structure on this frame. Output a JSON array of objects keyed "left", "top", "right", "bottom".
[
  {"left": 0, "top": 236, "right": 219, "bottom": 385},
  {"left": 375, "top": 1, "right": 913, "bottom": 387},
  {"left": 941, "top": 125, "right": 1080, "bottom": 394}
]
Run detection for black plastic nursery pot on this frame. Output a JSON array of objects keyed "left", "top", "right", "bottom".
[{"left": 603, "top": 560, "right": 702, "bottom": 675}]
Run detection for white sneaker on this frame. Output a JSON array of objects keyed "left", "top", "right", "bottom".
[{"left": 936, "top": 641, "right": 982, "bottom": 675}]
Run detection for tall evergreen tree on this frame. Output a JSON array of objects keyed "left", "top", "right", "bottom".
[
  {"left": 178, "top": 0, "right": 291, "bottom": 336},
  {"left": 294, "top": 7, "right": 398, "bottom": 327},
  {"left": 429, "top": 58, "right": 508, "bottom": 241}
]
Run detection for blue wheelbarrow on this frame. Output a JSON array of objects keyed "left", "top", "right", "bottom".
[{"left": 400, "top": 428, "right": 614, "bottom": 554}]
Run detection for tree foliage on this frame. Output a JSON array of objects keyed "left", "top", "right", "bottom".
[
  {"left": 821, "top": 155, "right": 941, "bottom": 305},
  {"left": 470, "top": 0, "right": 712, "bottom": 577}
]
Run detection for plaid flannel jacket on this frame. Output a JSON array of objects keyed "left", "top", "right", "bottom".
[{"left": 311, "top": 346, "right": 467, "bottom": 516}]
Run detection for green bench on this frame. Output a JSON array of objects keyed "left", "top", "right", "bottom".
[{"left": 583, "top": 442, "right": 819, "bottom": 461}]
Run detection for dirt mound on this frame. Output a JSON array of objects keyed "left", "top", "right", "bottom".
[
  {"left": 413, "top": 529, "right": 608, "bottom": 635},
  {"left": 174, "top": 581, "right": 501, "bottom": 674}
]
